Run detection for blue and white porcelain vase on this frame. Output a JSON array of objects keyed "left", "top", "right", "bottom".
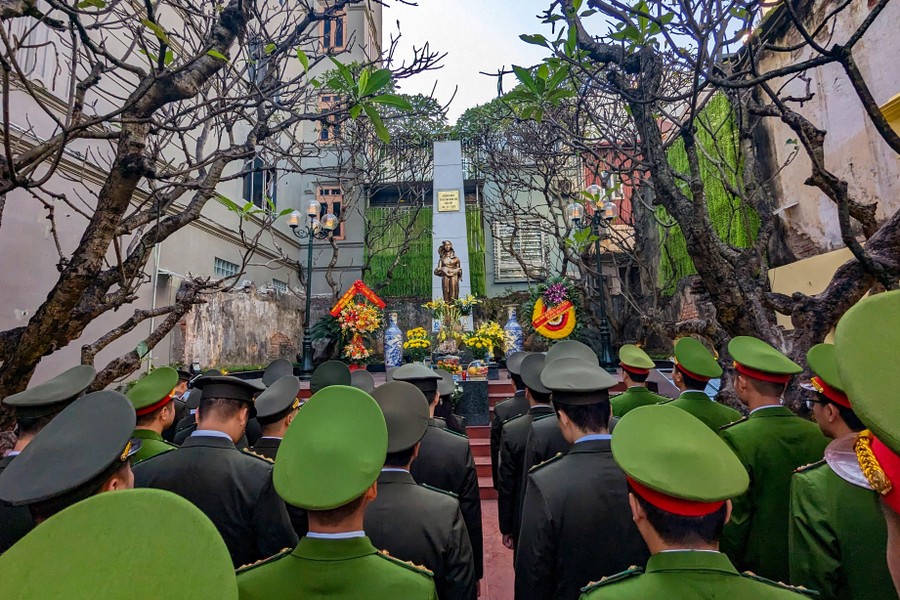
[
  {"left": 384, "top": 312, "right": 403, "bottom": 368},
  {"left": 504, "top": 306, "right": 524, "bottom": 359}
]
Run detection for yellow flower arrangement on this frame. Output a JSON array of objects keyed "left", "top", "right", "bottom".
[
  {"left": 403, "top": 327, "right": 432, "bottom": 362},
  {"left": 463, "top": 334, "right": 492, "bottom": 360}
]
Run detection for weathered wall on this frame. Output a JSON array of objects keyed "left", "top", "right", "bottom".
[{"left": 174, "top": 287, "right": 304, "bottom": 368}]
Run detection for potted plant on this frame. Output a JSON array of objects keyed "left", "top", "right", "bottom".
[
  {"left": 402, "top": 327, "right": 432, "bottom": 364},
  {"left": 463, "top": 333, "right": 491, "bottom": 379}
]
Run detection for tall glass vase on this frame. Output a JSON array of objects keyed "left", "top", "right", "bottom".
[
  {"left": 384, "top": 312, "right": 403, "bottom": 368},
  {"left": 504, "top": 306, "right": 524, "bottom": 359}
]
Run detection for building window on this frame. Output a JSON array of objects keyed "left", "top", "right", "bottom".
[
  {"left": 321, "top": 11, "right": 346, "bottom": 51},
  {"left": 318, "top": 94, "right": 341, "bottom": 143},
  {"left": 492, "top": 220, "right": 548, "bottom": 282},
  {"left": 243, "top": 157, "right": 277, "bottom": 209},
  {"left": 316, "top": 185, "right": 345, "bottom": 239},
  {"left": 214, "top": 257, "right": 240, "bottom": 278},
  {"left": 272, "top": 278, "right": 289, "bottom": 294}
]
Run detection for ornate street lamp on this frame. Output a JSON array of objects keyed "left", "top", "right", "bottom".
[
  {"left": 289, "top": 200, "right": 339, "bottom": 380},
  {"left": 566, "top": 184, "right": 619, "bottom": 373}
]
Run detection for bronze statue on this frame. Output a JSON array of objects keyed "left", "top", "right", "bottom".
[{"left": 434, "top": 240, "right": 462, "bottom": 302}]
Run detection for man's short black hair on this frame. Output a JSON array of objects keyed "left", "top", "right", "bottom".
[
  {"left": 818, "top": 393, "right": 866, "bottom": 432},
  {"left": 675, "top": 365, "right": 707, "bottom": 391},
  {"left": 625, "top": 370, "right": 649, "bottom": 383},
  {"left": 135, "top": 399, "right": 174, "bottom": 427},
  {"left": 527, "top": 388, "right": 552, "bottom": 404},
  {"left": 384, "top": 446, "right": 416, "bottom": 468},
  {"left": 631, "top": 484, "right": 728, "bottom": 545},
  {"left": 510, "top": 373, "right": 526, "bottom": 391},
  {"left": 29, "top": 459, "right": 131, "bottom": 523},
  {"left": 308, "top": 493, "right": 366, "bottom": 526},
  {"left": 555, "top": 400, "right": 611, "bottom": 433},
  {"left": 744, "top": 375, "right": 788, "bottom": 398},
  {"left": 16, "top": 413, "right": 56, "bottom": 438},
  {"left": 198, "top": 396, "right": 245, "bottom": 421}
]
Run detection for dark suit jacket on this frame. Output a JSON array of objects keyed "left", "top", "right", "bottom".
[
  {"left": 365, "top": 470, "right": 476, "bottom": 600},
  {"left": 522, "top": 415, "right": 621, "bottom": 475},
  {"left": 515, "top": 439, "right": 649, "bottom": 600},
  {"left": 0, "top": 454, "right": 33, "bottom": 554},
  {"left": 133, "top": 434, "right": 297, "bottom": 567},
  {"left": 490, "top": 392, "right": 529, "bottom": 488},
  {"left": 497, "top": 405, "right": 553, "bottom": 541},
  {"left": 250, "top": 437, "right": 281, "bottom": 460},
  {"left": 172, "top": 413, "right": 258, "bottom": 450},
  {"left": 410, "top": 421, "right": 483, "bottom": 580},
  {"left": 247, "top": 436, "right": 308, "bottom": 538}
]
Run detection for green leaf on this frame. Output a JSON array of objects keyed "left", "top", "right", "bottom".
[
  {"left": 141, "top": 18, "right": 170, "bottom": 45},
  {"left": 364, "top": 68, "right": 392, "bottom": 96},
  {"left": 349, "top": 104, "right": 362, "bottom": 119},
  {"left": 363, "top": 104, "right": 390, "bottom": 143},
  {"left": 519, "top": 33, "right": 548, "bottom": 47},
  {"left": 164, "top": 49, "right": 174, "bottom": 66},
  {"left": 511, "top": 65, "right": 537, "bottom": 93},
  {"left": 76, "top": 0, "right": 106, "bottom": 8},
  {"left": 207, "top": 49, "right": 229, "bottom": 62},
  {"left": 329, "top": 57, "right": 355, "bottom": 87},
  {"left": 278, "top": 208, "right": 294, "bottom": 217},
  {"left": 265, "top": 43, "right": 277, "bottom": 55},
  {"left": 136, "top": 341, "right": 149, "bottom": 359},
  {"left": 296, "top": 48, "right": 309, "bottom": 72},
  {"left": 536, "top": 63, "right": 549, "bottom": 82},
  {"left": 786, "top": 138, "right": 798, "bottom": 145},
  {"left": 580, "top": 8, "right": 597, "bottom": 17},
  {"left": 357, "top": 68, "right": 369, "bottom": 98},
  {"left": 217, "top": 193, "right": 242, "bottom": 213},
  {"left": 370, "top": 94, "right": 413, "bottom": 111}
]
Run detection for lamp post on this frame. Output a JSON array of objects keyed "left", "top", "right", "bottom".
[
  {"left": 289, "top": 200, "right": 339, "bottom": 380},
  {"left": 566, "top": 184, "right": 618, "bottom": 373}
]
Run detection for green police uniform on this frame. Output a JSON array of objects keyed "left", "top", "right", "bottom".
[
  {"left": 0, "top": 488, "right": 238, "bottom": 599},
  {"left": 668, "top": 338, "right": 740, "bottom": 430},
  {"left": 236, "top": 385, "right": 437, "bottom": 600},
  {"left": 719, "top": 336, "right": 828, "bottom": 583},
  {"left": 367, "top": 381, "right": 475, "bottom": 600},
  {"left": 581, "top": 404, "right": 811, "bottom": 600},
  {"left": 127, "top": 367, "right": 180, "bottom": 464},
  {"left": 611, "top": 345, "right": 668, "bottom": 418},
  {"left": 134, "top": 376, "right": 297, "bottom": 568},
  {"left": 516, "top": 360, "right": 648, "bottom": 600}
]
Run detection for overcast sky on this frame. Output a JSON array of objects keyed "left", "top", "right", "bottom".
[{"left": 384, "top": 0, "right": 556, "bottom": 123}]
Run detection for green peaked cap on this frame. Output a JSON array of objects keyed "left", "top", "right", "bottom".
[
  {"left": 262, "top": 359, "right": 294, "bottom": 387},
  {"left": 545, "top": 340, "right": 597, "bottom": 366},
  {"left": 274, "top": 385, "right": 387, "bottom": 510},
  {"left": 728, "top": 336, "right": 801, "bottom": 375},
  {"left": 520, "top": 353, "right": 550, "bottom": 395},
  {"left": 3, "top": 365, "right": 96, "bottom": 419},
  {"left": 310, "top": 360, "right": 352, "bottom": 394},
  {"left": 391, "top": 363, "right": 441, "bottom": 381},
  {"left": 612, "top": 404, "right": 749, "bottom": 502},
  {"left": 0, "top": 488, "right": 237, "bottom": 599},
  {"left": 540, "top": 357, "right": 617, "bottom": 398},
  {"left": 127, "top": 367, "right": 179, "bottom": 412},
  {"left": 506, "top": 351, "right": 532, "bottom": 375},
  {"left": 835, "top": 290, "right": 900, "bottom": 454},
  {"left": 0, "top": 391, "right": 139, "bottom": 506},
  {"left": 674, "top": 337, "right": 722, "bottom": 379},
  {"left": 371, "top": 381, "right": 430, "bottom": 453},
  {"left": 618, "top": 344, "right": 655, "bottom": 370},
  {"left": 806, "top": 343, "right": 844, "bottom": 392}
]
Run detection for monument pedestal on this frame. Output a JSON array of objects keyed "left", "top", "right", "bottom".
[{"left": 456, "top": 380, "right": 489, "bottom": 426}]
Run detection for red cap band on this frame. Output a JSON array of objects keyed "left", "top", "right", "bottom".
[
  {"left": 733, "top": 361, "right": 792, "bottom": 384},
  {"left": 135, "top": 392, "right": 174, "bottom": 416},
  {"left": 620, "top": 363, "right": 650, "bottom": 376},
  {"left": 810, "top": 376, "right": 851, "bottom": 409},
  {"left": 627, "top": 476, "right": 726, "bottom": 517},
  {"left": 674, "top": 361, "right": 710, "bottom": 383},
  {"left": 872, "top": 436, "right": 900, "bottom": 514}
]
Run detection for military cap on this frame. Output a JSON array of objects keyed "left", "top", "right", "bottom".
[
  {"left": 274, "top": 385, "right": 387, "bottom": 510},
  {"left": 310, "top": 360, "right": 352, "bottom": 394},
  {"left": 184, "top": 387, "right": 203, "bottom": 410},
  {"left": 619, "top": 344, "right": 655, "bottom": 375},
  {"left": 540, "top": 357, "right": 616, "bottom": 401},
  {"left": 0, "top": 488, "right": 238, "bottom": 599},
  {"left": 800, "top": 343, "right": 849, "bottom": 408},
  {"left": 176, "top": 369, "right": 193, "bottom": 381},
  {"left": 254, "top": 375, "right": 301, "bottom": 423},
  {"left": 506, "top": 351, "right": 532, "bottom": 376},
  {"left": 613, "top": 404, "right": 749, "bottom": 515},
  {"left": 3, "top": 364, "right": 96, "bottom": 419},
  {"left": 371, "top": 381, "right": 430, "bottom": 453},
  {"left": 391, "top": 362, "right": 441, "bottom": 396},
  {"left": 673, "top": 337, "right": 722, "bottom": 381},
  {"left": 351, "top": 369, "right": 376, "bottom": 394},
  {"left": 520, "top": 353, "right": 550, "bottom": 395},
  {"left": 544, "top": 340, "right": 597, "bottom": 366},
  {"left": 127, "top": 367, "right": 179, "bottom": 416},
  {"left": 435, "top": 368, "right": 455, "bottom": 397},
  {"left": 0, "top": 391, "right": 140, "bottom": 507},
  {"left": 193, "top": 375, "right": 264, "bottom": 418},
  {"left": 728, "top": 335, "right": 801, "bottom": 384},
  {"left": 262, "top": 359, "right": 295, "bottom": 387}
]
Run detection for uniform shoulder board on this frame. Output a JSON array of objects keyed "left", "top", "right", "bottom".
[
  {"left": 502, "top": 412, "right": 527, "bottom": 426},
  {"left": 529, "top": 452, "right": 563, "bottom": 473},
  {"left": 656, "top": 397, "right": 674, "bottom": 405},
  {"left": 580, "top": 566, "right": 644, "bottom": 592},
  {"left": 741, "top": 571, "right": 818, "bottom": 597},
  {"left": 242, "top": 448, "right": 275, "bottom": 464},
  {"left": 132, "top": 445, "right": 176, "bottom": 467},
  {"left": 533, "top": 412, "right": 556, "bottom": 423},
  {"left": 236, "top": 548, "right": 292, "bottom": 574},
  {"left": 431, "top": 417, "right": 447, "bottom": 427},
  {"left": 377, "top": 549, "right": 434, "bottom": 576},
  {"left": 421, "top": 483, "right": 459, "bottom": 498},
  {"left": 718, "top": 416, "right": 748, "bottom": 431},
  {"left": 794, "top": 459, "right": 826, "bottom": 474}
]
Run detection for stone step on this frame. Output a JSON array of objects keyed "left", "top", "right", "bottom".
[
  {"left": 469, "top": 437, "right": 491, "bottom": 458},
  {"left": 479, "top": 478, "right": 498, "bottom": 500},
  {"left": 466, "top": 425, "right": 490, "bottom": 439},
  {"left": 475, "top": 455, "right": 492, "bottom": 479}
]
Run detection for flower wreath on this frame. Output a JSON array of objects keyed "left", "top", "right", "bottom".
[{"left": 524, "top": 278, "right": 582, "bottom": 341}]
